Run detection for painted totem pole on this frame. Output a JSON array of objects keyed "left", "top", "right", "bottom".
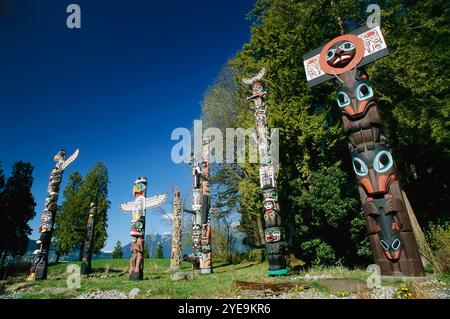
[
  {"left": 200, "top": 137, "right": 212, "bottom": 274},
  {"left": 81, "top": 203, "right": 96, "bottom": 275},
  {"left": 28, "top": 149, "right": 79, "bottom": 281},
  {"left": 303, "top": 25, "right": 424, "bottom": 276},
  {"left": 243, "top": 69, "right": 288, "bottom": 276},
  {"left": 120, "top": 177, "right": 167, "bottom": 280},
  {"left": 170, "top": 187, "right": 182, "bottom": 270},
  {"left": 183, "top": 155, "right": 203, "bottom": 269}
]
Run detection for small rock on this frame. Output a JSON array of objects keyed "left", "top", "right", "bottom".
[
  {"left": 171, "top": 272, "right": 195, "bottom": 281},
  {"left": 129, "top": 288, "right": 141, "bottom": 298}
]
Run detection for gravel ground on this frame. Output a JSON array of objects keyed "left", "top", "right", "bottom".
[{"left": 76, "top": 289, "right": 132, "bottom": 299}]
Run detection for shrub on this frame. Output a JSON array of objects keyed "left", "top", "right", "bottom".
[
  {"left": 426, "top": 222, "right": 450, "bottom": 273},
  {"left": 247, "top": 248, "right": 266, "bottom": 263},
  {"left": 300, "top": 239, "right": 342, "bottom": 268}
]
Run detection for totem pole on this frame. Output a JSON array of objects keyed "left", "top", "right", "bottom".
[
  {"left": 170, "top": 187, "right": 182, "bottom": 270},
  {"left": 28, "top": 149, "right": 79, "bottom": 281},
  {"left": 303, "top": 25, "right": 424, "bottom": 276},
  {"left": 183, "top": 154, "right": 203, "bottom": 269},
  {"left": 81, "top": 203, "right": 96, "bottom": 275},
  {"left": 243, "top": 69, "right": 288, "bottom": 276},
  {"left": 120, "top": 177, "right": 167, "bottom": 280},
  {"left": 199, "top": 137, "right": 212, "bottom": 274}
]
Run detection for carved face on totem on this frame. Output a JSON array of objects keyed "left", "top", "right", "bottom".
[
  {"left": 130, "top": 220, "right": 144, "bottom": 238},
  {"left": 133, "top": 177, "right": 147, "bottom": 196},
  {"left": 54, "top": 149, "right": 66, "bottom": 163},
  {"left": 336, "top": 70, "right": 377, "bottom": 118},
  {"left": 325, "top": 41, "right": 357, "bottom": 68},
  {"left": 265, "top": 227, "right": 281, "bottom": 243},
  {"left": 351, "top": 145, "right": 397, "bottom": 195},
  {"left": 378, "top": 210, "right": 401, "bottom": 260},
  {"left": 252, "top": 82, "right": 265, "bottom": 95}
]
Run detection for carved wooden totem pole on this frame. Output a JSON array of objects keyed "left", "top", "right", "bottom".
[
  {"left": 183, "top": 155, "right": 203, "bottom": 269},
  {"left": 303, "top": 26, "right": 424, "bottom": 276},
  {"left": 81, "top": 202, "right": 96, "bottom": 275},
  {"left": 120, "top": 177, "right": 167, "bottom": 280},
  {"left": 200, "top": 137, "right": 212, "bottom": 274},
  {"left": 28, "top": 149, "right": 79, "bottom": 281},
  {"left": 243, "top": 69, "right": 288, "bottom": 276},
  {"left": 170, "top": 187, "right": 182, "bottom": 270}
]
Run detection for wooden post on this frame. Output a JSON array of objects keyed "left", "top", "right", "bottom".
[
  {"left": 81, "top": 203, "right": 96, "bottom": 275},
  {"left": 170, "top": 187, "right": 182, "bottom": 270}
]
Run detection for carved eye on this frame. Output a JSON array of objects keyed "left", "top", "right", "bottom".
[
  {"left": 337, "top": 91, "right": 351, "bottom": 108},
  {"left": 380, "top": 239, "right": 389, "bottom": 251},
  {"left": 352, "top": 157, "right": 368, "bottom": 176},
  {"left": 355, "top": 83, "right": 373, "bottom": 101},
  {"left": 339, "top": 41, "right": 355, "bottom": 51},
  {"left": 392, "top": 239, "right": 401, "bottom": 251},
  {"left": 373, "top": 150, "right": 393, "bottom": 173},
  {"left": 326, "top": 48, "right": 336, "bottom": 61}
]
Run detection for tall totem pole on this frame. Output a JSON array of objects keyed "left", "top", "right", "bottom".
[
  {"left": 170, "top": 187, "right": 182, "bottom": 270},
  {"left": 28, "top": 149, "right": 79, "bottom": 281},
  {"left": 303, "top": 25, "right": 424, "bottom": 276},
  {"left": 200, "top": 137, "right": 212, "bottom": 274},
  {"left": 183, "top": 159, "right": 202, "bottom": 269},
  {"left": 243, "top": 68, "right": 288, "bottom": 276},
  {"left": 120, "top": 177, "right": 167, "bottom": 280},
  {"left": 81, "top": 202, "right": 96, "bottom": 275}
]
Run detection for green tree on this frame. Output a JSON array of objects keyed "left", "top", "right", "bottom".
[
  {"left": 155, "top": 241, "right": 164, "bottom": 259},
  {"left": 1, "top": 162, "right": 36, "bottom": 259},
  {"left": 54, "top": 162, "right": 110, "bottom": 260},
  {"left": 143, "top": 242, "right": 150, "bottom": 258},
  {"left": 112, "top": 241, "right": 123, "bottom": 259},
  {"left": 54, "top": 172, "right": 84, "bottom": 257}
]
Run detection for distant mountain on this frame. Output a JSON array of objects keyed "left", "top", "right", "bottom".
[
  {"left": 122, "top": 232, "right": 172, "bottom": 259},
  {"left": 22, "top": 238, "right": 112, "bottom": 263}
]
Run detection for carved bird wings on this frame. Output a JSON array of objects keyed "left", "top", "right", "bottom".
[
  {"left": 120, "top": 193, "right": 168, "bottom": 213},
  {"left": 61, "top": 148, "right": 79, "bottom": 171},
  {"left": 242, "top": 68, "right": 266, "bottom": 85}
]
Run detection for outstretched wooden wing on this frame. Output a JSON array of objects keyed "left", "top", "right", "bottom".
[
  {"left": 145, "top": 193, "right": 167, "bottom": 209},
  {"left": 242, "top": 67, "right": 266, "bottom": 85},
  {"left": 61, "top": 149, "right": 79, "bottom": 171},
  {"left": 120, "top": 201, "right": 136, "bottom": 213}
]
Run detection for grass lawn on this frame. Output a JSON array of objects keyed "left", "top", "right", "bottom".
[{"left": 5, "top": 259, "right": 446, "bottom": 299}]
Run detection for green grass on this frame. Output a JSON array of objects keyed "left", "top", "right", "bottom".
[
  {"left": 18, "top": 259, "right": 311, "bottom": 299},
  {"left": 9, "top": 259, "right": 447, "bottom": 299}
]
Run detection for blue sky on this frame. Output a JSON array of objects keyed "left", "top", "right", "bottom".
[{"left": 0, "top": 0, "right": 255, "bottom": 251}]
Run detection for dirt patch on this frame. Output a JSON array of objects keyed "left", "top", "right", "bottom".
[
  {"left": 233, "top": 280, "right": 310, "bottom": 292},
  {"left": 316, "top": 278, "right": 367, "bottom": 294}
]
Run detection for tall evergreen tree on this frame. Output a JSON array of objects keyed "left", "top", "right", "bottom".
[
  {"left": 143, "top": 242, "right": 150, "bottom": 259},
  {"left": 54, "top": 162, "right": 110, "bottom": 260},
  {"left": 1, "top": 161, "right": 36, "bottom": 258},
  {"left": 112, "top": 241, "right": 123, "bottom": 259},
  {"left": 155, "top": 241, "right": 164, "bottom": 259},
  {"left": 54, "top": 172, "right": 84, "bottom": 257}
]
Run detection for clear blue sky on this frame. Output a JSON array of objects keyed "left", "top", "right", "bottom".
[{"left": 0, "top": 0, "right": 255, "bottom": 251}]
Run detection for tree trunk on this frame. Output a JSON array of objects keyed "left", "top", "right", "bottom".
[
  {"left": 256, "top": 216, "right": 265, "bottom": 247},
  {"left": 79, "top": 242, "right": 84, "bottom": 262},
  {"left": 55, "top": 251, "right": 60, "bottom": 264}
]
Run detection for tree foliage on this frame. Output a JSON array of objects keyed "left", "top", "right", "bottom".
[
  {"left": 155, "top": 241, "right": 164, "bottom": 259},
  {"left": 55, "top": 162, "right": 110, "bottom": 259},
  {"left": 0, "top": 161, "right": 36, "bottom": 261},
  {"left": 112, "top": 241, "right": 123, "bottom": 259}
]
